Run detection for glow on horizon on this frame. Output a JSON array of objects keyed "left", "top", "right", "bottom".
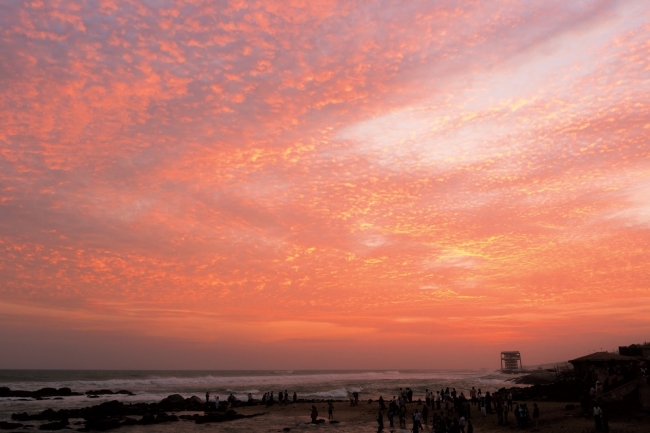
[{"left": 0, "top": 0, "right": 649, "bottom": 369}]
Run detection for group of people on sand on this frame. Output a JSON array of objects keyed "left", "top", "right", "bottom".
[
  {"left": 203, "top": 389, "right": 299, "bottom": 409},
  {"left": 261, "top": 390, "right": 298, "bottom": 406},
  {"left": 205, "top": 391, "right": 238, "bottom": 410},
  {"left": 375, "top": 386, "right": 542, "bottom": 433}
]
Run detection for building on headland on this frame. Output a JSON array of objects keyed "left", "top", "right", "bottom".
[
  {"left": 568, "top": 351, "right": 639, "bottom": 380},
  {"left": 618, "top": 343, "right": 650, "bottom": 360},
  {"left": 501, "top": 351, "right": 523, "bottom": 371}
]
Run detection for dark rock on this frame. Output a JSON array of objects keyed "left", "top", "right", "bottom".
[
  {"left": 84, "top": 417, "right": 122, "bottom": 431},
  {"left": 40, "top": 409, "right": 57, "bottom": 420},
  {"left": 159, "top": 394, "right": 184, "bottom": 409},
  {"left": 38, "top": 419, "right": 69, "bottom": 430},
  {"left": 194, "top": 411, "right": 265, "bottom": 424},
  {"left": 138, "top": 414, "right": 156, "bottom": 425},
  {"left": 35, "top": 388, "right": 59, "bottom": 397},
  {"left": 162, "top": 394, "right": 184, "bottom": 404},
  {"left": 87, "top": 400, "right": 124, "bottom": 418},
  {"left": 88, "top": 395, "right": 100, "bottom": 399},
  {"left": 11, "top": 408, "right": 65, "bottom": 422},
  {"left": 187, "top": 395, "right": 204, "bottom": 405},
  {"left": 116, "top": 390, "right": 134, "bottom": 396},
  {"left": 155, "top": 413, "right": 178, "bottom": 423},
  {"left": 11, "top": 412, "right": 30, "bottom": 421},
  {"left": 0, "top": 387, "right": 81, "bottom": 398},
  {"left": 85, "top": 390, "right": 115, "bottom": 396},
  {"left": 0, "top": 421, "right": 24, "bottom": 430}
]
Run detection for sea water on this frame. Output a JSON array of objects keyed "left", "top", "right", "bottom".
[{"left": 0, "top": 369, "right": 524, "bottom": 422}]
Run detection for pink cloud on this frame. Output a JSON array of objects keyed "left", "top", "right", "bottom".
[{"left": 0, "top": 0, "right": 649, "bottom": 368}]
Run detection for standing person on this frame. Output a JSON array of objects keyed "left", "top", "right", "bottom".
[
  {"left": 328, "top": 401, "right": 334, "bottom": 420},
  {"left": 461, "top": 400, "right": 470, "bottom": 419},
  {"left": 413, "top": 409, "right": 422, "bottom": 433},
  {"left": 514, "top": 404, "right": 521, "bottom": 427},
  {"left": 459, "top": 415, "right": 466, "bottom": 433},
  {"left": 214, "top": 395, "right": 220, "bottom": 410},
  {"left": 602, "top": 406, "right": 609, "bottom": 433},
  {"left": 496, "top": 401, "right": 503, "bottom": 425},
  {"left": 532, "top": 402, "right": 539, "bottom": 430},
  {"left": 310, "top": 405, "right": 318, "bottom": 423},
  {"left": 205, "top": 391, "right": 210, "bottom": 404},
  {"left": 426, "top": 389, "right": 431, "bottom": 407},
  {"left": 422, "top": 403, "right": 429, "bottom": 426},
  {"left": 399, "top": 405, "right": 407, "bottom": 429},
  {"left": 485, "top": 392, "right": 492, "bottom": 414},
  {"left": 377, "top": 410, "right": 384, "bottom": 432},
  {"left": 470, "top": 387, "right": 477, "bottom": 405},
  {"left": 507, "top": 392, "right": 513, "bottom": 411},
  {"left": 593, "top": 402, "right": 603, "bottom": 431},
  {"left": 293, "top": 391, "right": 297, "bottom": 404},
  {"left": 436, "top": 391, "right": 442, "bottom": 410},
  {"left": 503, "top": 401, "right": 509, "bottom": 424}
]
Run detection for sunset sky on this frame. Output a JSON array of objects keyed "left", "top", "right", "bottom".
[{"left": 1, "top": 0, "right": 649, "bottom": 370}]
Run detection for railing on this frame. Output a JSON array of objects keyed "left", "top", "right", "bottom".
[{"left": 596, "top": 377, "right": 643, "bottom": 402}]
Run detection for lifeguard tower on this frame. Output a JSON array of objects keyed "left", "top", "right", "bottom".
[{"left": 501, "top": 351, "right": 523, "bottom": 371}]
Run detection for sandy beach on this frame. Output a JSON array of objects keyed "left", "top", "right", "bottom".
[{"left": 97, "top": 399, "right": 650, "bottom": 433}]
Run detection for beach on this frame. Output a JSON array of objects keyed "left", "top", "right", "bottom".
[
  {"left": 0, "top": 369, "right": 517, "bottom": 421},
  {"left": 2, "top": 369, "right": 649, "bottom": 432},
  {"left": 8, "top": 400, "right": 645, "bottom": 433}
]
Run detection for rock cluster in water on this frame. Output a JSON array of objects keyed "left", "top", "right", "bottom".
[{"left": 9, "top": 392, "right": 263, "bottom": 431}]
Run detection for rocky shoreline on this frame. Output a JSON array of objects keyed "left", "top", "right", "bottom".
[
  {"left": 0, "top": 387, "right": 134, "bottom": 401},
  {"left": 3, "top": 387, "right": 341, "bottom": 431},
  {"left": 0, "top": 379, "right": 605, "bottom": 431}
]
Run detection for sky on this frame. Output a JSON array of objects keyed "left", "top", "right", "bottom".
[{"left": 0, "top": 0, "right": 649, "bottom": 370}]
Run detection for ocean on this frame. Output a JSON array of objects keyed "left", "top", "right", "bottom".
[{"left": 0, "top": 369, "right": 523, "bottom": 423}]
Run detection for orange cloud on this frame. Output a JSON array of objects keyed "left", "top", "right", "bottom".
[{"left": 0, "top": 0, "right": 649, "bottom": 368}]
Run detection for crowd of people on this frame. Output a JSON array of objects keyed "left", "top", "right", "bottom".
[
  {"left": 374, "top": 386, "right": 540, "bottom": 433},
  {"left": 200, "top": 364, "right": 649, "bottom": 432}
]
